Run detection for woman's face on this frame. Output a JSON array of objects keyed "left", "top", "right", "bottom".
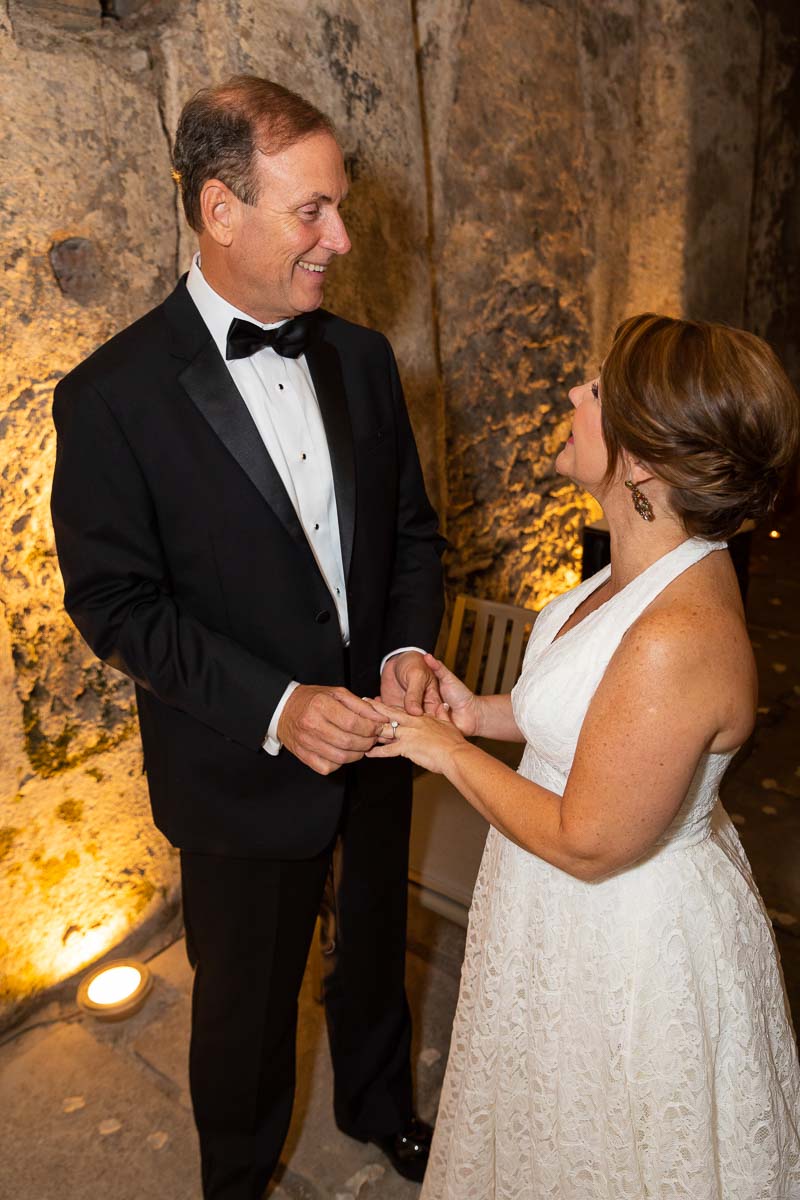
[{"left": 555, "top": 377, "right": 610, "bottom": 489}]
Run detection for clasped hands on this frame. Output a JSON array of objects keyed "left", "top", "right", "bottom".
[{"left": 277, "top": 650, "right": 475, "bottom": 776}]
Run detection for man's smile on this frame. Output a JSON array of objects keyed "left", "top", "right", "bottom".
[{"left": 297, "top": 260, "right": 326, "bottom": 273}]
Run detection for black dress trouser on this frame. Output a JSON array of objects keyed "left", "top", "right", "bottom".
[{"left": 180, "top": 763, "right": 414, "bottom": 1200}]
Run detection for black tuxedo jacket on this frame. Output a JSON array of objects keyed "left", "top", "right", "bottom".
[{"left": 51, "top": 279, "right": 445, "bottom": 859}]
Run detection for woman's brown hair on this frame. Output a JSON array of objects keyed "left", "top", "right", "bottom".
[{"left": 600, "top": 314, "right": 800, "bottom": 541}]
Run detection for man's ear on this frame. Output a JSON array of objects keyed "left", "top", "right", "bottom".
[{"left": 199, "top": 179, "right": 237, "bottom": 246}]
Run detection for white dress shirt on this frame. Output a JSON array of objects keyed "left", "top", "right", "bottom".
[
  {"left": 187, "top": 255, "right": 348, "bottom": 752},
  {"left": 185, "top": 256, "right": 422, "bottom": 754}
]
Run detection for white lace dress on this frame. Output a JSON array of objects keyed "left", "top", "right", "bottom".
[{"left": 421, "top": 537, "right": 800, "bottom": 1199}]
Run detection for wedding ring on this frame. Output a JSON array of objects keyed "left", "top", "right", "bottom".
[{"left": 390, "top": 720, "right": 399, "bottom": 739}]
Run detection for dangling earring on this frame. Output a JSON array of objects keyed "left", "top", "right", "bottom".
[{"left": 625, "top": 478, "right": 655, "bottom": 522}]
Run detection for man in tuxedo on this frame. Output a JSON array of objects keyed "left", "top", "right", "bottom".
[{"left": 51, "top": 76, "right": 445, "bottom": 1199}]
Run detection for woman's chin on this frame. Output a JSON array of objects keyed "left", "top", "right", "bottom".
[{"left": 554, "top": 455, "right": 591, "bottom": 492}]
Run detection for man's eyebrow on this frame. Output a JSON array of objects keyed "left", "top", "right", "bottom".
[{"left": 299, "top": 191, "right": 348, "bottom": 204}]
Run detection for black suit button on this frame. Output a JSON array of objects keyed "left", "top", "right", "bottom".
[{"left": 315, "top": 610, "right": 331, "bottom": 624}]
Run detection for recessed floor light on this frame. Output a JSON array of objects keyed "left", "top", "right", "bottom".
[{"left": 76, "top": 959, "right": 152, "bottom": 1021}]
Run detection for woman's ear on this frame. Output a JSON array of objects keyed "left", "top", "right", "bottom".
[{"left": 621, "top": 452, "right": 655, "bottom": 485}]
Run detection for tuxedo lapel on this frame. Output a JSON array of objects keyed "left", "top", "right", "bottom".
[
  {"left": 306, "top": 334, "right": 356, "bottom": 581},
  {"left": 165, "top": 282, "right": 313, "bottom": 563}
]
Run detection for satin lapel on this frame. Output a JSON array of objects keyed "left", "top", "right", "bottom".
[
  {"left": 179, "top": 338, "right": 312, "bottom": 560},
  {"left": 306, "top": 336, "right": 356, "bottom": 580}
]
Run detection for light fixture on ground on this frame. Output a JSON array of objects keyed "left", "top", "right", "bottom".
[{"left": 76, "top": 958, "right": 153, "bottom": 1021}]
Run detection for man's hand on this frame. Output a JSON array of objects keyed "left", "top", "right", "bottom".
[
  {"left": 277, "top": 685, "right": 383, "bottom": 776},
  {"left": 381, "top": 650, "right": 442, "bottom": 716}
]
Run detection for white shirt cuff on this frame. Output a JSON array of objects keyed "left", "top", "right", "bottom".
[
  {"left": 379, "top": 646, "right": 427, "bottom": 675},
  {"left": 262, "top": 680, "right": 300, "bottom": 755}
]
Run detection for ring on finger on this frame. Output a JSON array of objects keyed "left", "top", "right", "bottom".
[{"left": 390, "top": 720, "right": 399, "bottom": 739}]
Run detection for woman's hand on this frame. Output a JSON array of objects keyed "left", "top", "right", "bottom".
[
  {"left": 421, "top": 653, "right": 481, "bottom": 737},
  {"left": 365, "top": 698, "right": 469, "bottom": 776}
]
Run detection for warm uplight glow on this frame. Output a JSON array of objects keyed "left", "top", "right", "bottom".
[
  {"left": 86, "top": 964, "right": 142, "bottom": 1006},
  {"left": 528, "top": 565, "right": 582, "bottom": 612},
  {"left": 769, "top": 530, "right": 781, "bottom": 539},
  {"left": 55, "top": 925, "right": 120, "bottom": 981},
  {"left": 77, "top": 958, "right": 152, "bottom": 1020}
]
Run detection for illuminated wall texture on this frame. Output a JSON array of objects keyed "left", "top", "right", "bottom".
[
  {"left": 1, "top": 0, "right": 798, "bottom": 1026},
  {"left": 418, "top": 0, "right": 799, "bottom": 607}
]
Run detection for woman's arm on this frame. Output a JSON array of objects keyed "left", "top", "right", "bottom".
[{"left": 369, "top": 608, "right": 732, "bottom": 881}]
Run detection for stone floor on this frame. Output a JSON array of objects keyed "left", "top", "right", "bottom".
[
  {"left": 0, "top": 511, "right": 798, "bottom": 1200},
  {"left": 0, "top": 892, "right": 465, "bottom": 1200}
]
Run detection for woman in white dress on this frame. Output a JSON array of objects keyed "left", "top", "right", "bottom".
[{"left": 369, "top": 314, "right": 800, "bottom": 1199}]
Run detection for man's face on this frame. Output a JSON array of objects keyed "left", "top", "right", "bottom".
[{"left": 227, "top": 131, "right": 351, "bottom": 323}]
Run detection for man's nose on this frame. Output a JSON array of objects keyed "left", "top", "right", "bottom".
[{"left": 323, "top": 211, "right": 351, "bottom": 256}]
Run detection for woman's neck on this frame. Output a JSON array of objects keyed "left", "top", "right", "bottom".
[{"left": 602, "top": 495, "right": 688, "bottom": 596}]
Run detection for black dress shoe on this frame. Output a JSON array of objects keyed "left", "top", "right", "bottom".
[{"left": 370, "top": 1117, "right": 433, "bottom": 1183}]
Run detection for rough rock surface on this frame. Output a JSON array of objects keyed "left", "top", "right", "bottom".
[
  {"left": 418, "top": 0, "right": 609, "bottom": 608},
  {"left": 745, "top": 0, "right": 800, "bottom": 385},
  {"left": 418, "top": 0, "right": 766, "bottom": 609},
  {"left": 0, "top": 742, "right": 179, "bottom": 1028},
  {"left": 0, "top": 12, "right": 180, "bottom": 1023}
]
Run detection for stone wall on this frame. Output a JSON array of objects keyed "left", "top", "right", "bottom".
[
  {"left": 417, "top": 0, "right": 597, "bottom": 609},
  {"left": 0, "top": 8, "right": 181, "bottom": 1024},
  {"left": 745, "top": 0, "right": 800, "bottom": 389},
  {"left": 418, "top": 0, "right": 769, "bottom": 608},
  {"left": 1, "top": 0, "right": 798, "bottom": 1024}
]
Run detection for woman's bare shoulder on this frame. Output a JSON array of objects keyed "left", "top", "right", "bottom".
[
  {"left": 617, "top": 553, "right": 756, "bottom": 748},
  {"left": 623, "top": 552, "right": 747, "bottom": 659},
  {"left": 649, "top": 548, "right": 747, "bottom": 641}
]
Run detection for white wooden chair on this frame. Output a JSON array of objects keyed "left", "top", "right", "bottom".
[{"left": 408, "top": 594, "right": 538, "bottom": 925}]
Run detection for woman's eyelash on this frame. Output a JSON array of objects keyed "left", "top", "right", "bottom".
[{"left": 591, "top": 380, "right": 599, "bottom": 399}]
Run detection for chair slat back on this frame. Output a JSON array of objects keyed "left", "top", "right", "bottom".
[
  {"left": 441, "top": 594, "right": 537, "bottom": 696},
  {"left": 441, "top": 594, "right": 467, "bottom": 668}
]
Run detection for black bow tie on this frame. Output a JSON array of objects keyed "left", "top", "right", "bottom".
[{"left": 225, "top": 313, "right": 317, "bottom": 361}]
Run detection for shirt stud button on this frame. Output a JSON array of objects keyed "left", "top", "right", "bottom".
[
  {"left": 301, "top": 452, "right": 307, "bottom": 460},
  {"left": 314, "top": 523, "right": 320, "bottom": 530}
]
